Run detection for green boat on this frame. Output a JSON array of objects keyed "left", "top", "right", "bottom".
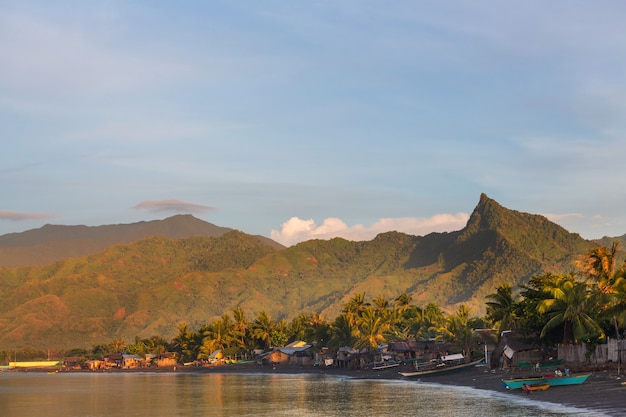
[
  {"left": 545, "top": 372, "right": 591, "bottom": 386},
  {"left": 502, "top": 372, "right": 591, "bottom": 389},
  {"left": 501, "top": 376, "right": 547, "bottom": 390}
]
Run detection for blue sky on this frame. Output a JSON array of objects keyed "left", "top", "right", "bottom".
[{"left": 2, "top": 1, "right": 626, "bottom": 246}]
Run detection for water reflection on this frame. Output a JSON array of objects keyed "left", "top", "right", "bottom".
[{"left": 0, "top": 372, "right": 606, "bottom": 417}]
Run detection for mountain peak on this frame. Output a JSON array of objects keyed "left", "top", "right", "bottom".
[{"left": 463, "top": 193, "right": 507, "bottom": 235}]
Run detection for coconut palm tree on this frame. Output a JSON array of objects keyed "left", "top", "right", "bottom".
[
  {"left": 576, "top": 243, "right": 626, "bottom": 338},
  {"left": 289, "top": 313, "right": 309, "bottom": 342},
  {"left": 198, "top": 315, "right": 234, "bottom": 359},
  {"left": 329, "top": 313, "right": 358, "bottom": 348},
  {"left": 485, "top": 283, "right": 518, "bottom": 334},
  {"left": 393, "top": 292, "right": 412, "bottom": 313},
  {"left": 354, "top": 306, "right": 389, "bottom": 351},
  {"left": 306, "top": 312, "right": 331, "bottom": 345},
  {"left": 576, "top": 243, "right": 622, "bottom": 293},
  {"left": 232, "top": 306, "right": 248, "bottom": 349},
  {"left": 437, "top": 304, "right": 477, "bottom": 358},
  {"left": 537, "top": 273, "right": 604, "bottom": 345},
  {"left": 414, "top": 302, "right": 445, "bottom": 339},
  {"left": 172, "top": 322, "right": 197, "bottom": 362},
  {"left": 251, "top": 311, "right": 275, "bottom": 350},
  {"left": 343, "top": 293, "right": 369, "bottom": 317}
]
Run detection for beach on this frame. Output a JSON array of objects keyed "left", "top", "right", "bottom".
[{"left": 191, "top": 362, "right": 626, "bottom": 416}]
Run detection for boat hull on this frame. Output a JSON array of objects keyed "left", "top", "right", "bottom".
[
  {"left": 399, "top": 359, "right": 483, "bottom": 377},
  {"left": 501, "top": 376, "right": 547, "bottom": 390},
  {"left": 502, "top": 372, "right": 591, "bottom": 389},
  {"left": 545, "top": 373, "right": 591, "bottom": 386}
]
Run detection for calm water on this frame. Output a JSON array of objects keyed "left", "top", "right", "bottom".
[{"left": 0, "top": 372, "right": 610, "bottom": 417}]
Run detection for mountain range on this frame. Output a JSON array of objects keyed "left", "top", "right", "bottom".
[
  {"left": 0, "top": 214, "right": 284, "bottom": 268},
  {"left": 0, "top": 193, "right": 621, "bottom": 350}
]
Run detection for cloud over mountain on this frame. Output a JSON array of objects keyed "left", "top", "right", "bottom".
[
  {"left": 132, "top": 200, "right": 215, "bottom": 215},
  {"left": 270, "top": 212, "right": 470, "bottom": 246}
]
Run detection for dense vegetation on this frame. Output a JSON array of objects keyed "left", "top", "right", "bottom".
[
  {"left": 4, "top": 243, "right": 625, "bottom": 364},
  {"left": 0, "top": 194, "right": 613, "bottom": 351}
]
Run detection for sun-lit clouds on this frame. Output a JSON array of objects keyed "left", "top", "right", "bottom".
[
  {"left": 0, "top": 210, "right": 54, "bottom": 222},
  {"left": 132, "top": 200, "right": 215, "bottom": 215},
  {"left": 270, "top": 213, "right": 470, "bottom": 246}
]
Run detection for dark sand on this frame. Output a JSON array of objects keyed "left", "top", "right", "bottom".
[{"left": 192, "top": 362, "right": 626, "bottom": 416}]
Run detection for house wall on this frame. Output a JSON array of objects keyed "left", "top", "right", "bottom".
[
  {"left": 558, "top": 339, "right": 626, "bottom": 365},
  {"left": 289, "top": 355, "right": 312, "bottom": 366},
  {"left": 156, "top": 358, "right": 177, "bottom": 367}
]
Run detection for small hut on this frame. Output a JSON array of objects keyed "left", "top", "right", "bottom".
[{"left": 492, "top": 330, "right": 545, "bottom": 370}]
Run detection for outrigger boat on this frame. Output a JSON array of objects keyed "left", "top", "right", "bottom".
[
  {"left": 544, "top": 372, "right": 591, "bottom": 386},
  {"left": 399, "top": 354, "right": 482, "bottom": 378},
  {"left": 501, "top": 376, "right": 548, "bottom": 390},
  {"left": 502, "top": 372, "right": 592, "bottom": 389}
]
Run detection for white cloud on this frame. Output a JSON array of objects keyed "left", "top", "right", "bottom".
[{"left": 270, "top": 212, "right": 470, "bottom": 246}]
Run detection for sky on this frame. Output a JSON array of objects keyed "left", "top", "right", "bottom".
[{"left": 2, "top": 1, "right": 626, "bottom": 247}]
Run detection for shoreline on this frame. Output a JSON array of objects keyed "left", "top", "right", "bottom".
[
  {"left": 9, "top": 362, "right": 626, "bottom": 416},
  {"left": 189, "top": 362, "right": 626, "bottom": 416}
]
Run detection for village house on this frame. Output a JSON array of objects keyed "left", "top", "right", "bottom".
[
  {"left": 387, "top": 340, "right": 458, "bottom": 364},
  {"left": 491, "top": 330, "right": 552, "bottom": 370},
  {"left": 259, "top": 341, "right": 313, "bottom": 366},
  {"left": 155, "top": 352, "right": 177, "bottom": 367}
]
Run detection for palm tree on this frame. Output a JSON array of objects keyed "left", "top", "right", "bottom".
[
  {"left": 251, "top": 311, "right": 275, "bottom": 350},
  {"left": 437, "top": 304, "right": 477, "bottom": 358},
  {"left": 576, "top": 243, "right": 626, "bottom": 337},
  {"left": 343, "top": 293, "right": 369, "bottom": 318},
  {"left": 485, "top": 283, "right": 518, "bottom": 334},
  {"left": 172, "top": 323, "right": 196, "bottom": 362},
  {"left": 270, "top": 319, "right": 290, "bottom": 348},
  {"left": 415, "top": 302, "right": 445, "bottom": 339},
  {"left": 289, "top": 313, "right": 309, "bottom": 342},
  {"left": 232, "top": 306, "right": 248, "bottom": 349},
  {"left": 373, "top": 294, "right": 390, "bottom": 312},
  {"left": 354, "top": 306, "right": 388, "bottom": 351},
  {"left": 306, "top": 312, "right": 330, "bottom": 345},
  {"left": 537, "top": 273, "right": 604, "bottom": 345},
  {"left": 393, "top": 292, "right": 412, "bottom": 313},
  {"left": 329, "top": 313, "right": 357, "bottom": 348},
  {"left": 109, "top": 338, "right": 126, "bottom": 353},
  {"left": 576, "top": 243, "right": 620, "bottom": 292},
  {"left": 198, "top": 315, "right": 234, "bottom": 359}
]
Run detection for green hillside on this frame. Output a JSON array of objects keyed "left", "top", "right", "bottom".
[
  {"left": 0, "top": 214, "right": 284, "bottom": 268},
  {"left": 0, "top": 194, "right": 602, "bottom": 349}
]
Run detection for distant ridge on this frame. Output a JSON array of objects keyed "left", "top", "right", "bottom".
[
  {"left": 0, "top": 193, "right": 622, "bottom": 350},
  {"left": 0, "top": 214, "right": 284, "bottom": 267}
]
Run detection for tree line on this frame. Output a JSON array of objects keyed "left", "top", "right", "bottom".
[{"left": 4, "top": 244, "right": 625, "bottom": 363}]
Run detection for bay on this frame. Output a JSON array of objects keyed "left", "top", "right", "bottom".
[{"left": 0, "top": 372, "right": 608, "bottom": 417}]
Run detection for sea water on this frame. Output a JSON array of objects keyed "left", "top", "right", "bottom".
[{"left": 0, "top": 372, "right": 611, "bottom": 417}]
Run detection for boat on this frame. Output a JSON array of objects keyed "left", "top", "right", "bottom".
[
  {"left": 544, "top": 372, "right": 591, "bottom": 386},
  {"left": 502, "top": 372, "right": 592, "bottom": 389},
  {"left": 399, "top": 356, "right": 483, "bottom": 377},
  {"left": 501, "top": 376, "right": 548, "bottom": 390},
  {"left": 371, "top": 361, "right": 401, "bottom": 370}
]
